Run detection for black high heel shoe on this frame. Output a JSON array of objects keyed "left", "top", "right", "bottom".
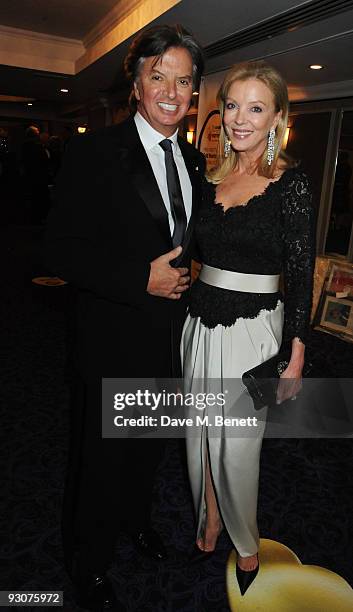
[{"left": 236, "top": 554, "right": 259, "bottom": 596}]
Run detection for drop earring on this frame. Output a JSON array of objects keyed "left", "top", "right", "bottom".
[
  {"left": 267, "top": 128, "right": 275, "bottom": 165},
  {"left": 224, "top": 138, "right": 231, "bottom": 158}
]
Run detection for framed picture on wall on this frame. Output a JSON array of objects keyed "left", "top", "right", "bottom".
[
  {"left": 314, "top": 260, "right": 353, "bottom": 341},
  {"left": 326, "top": 263, "right": 353, "bottom": 297},
  {"left": 319, "top": 295, "right": 353, "bottom": 338}
]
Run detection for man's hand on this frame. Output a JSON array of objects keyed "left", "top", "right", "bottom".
[{"left": 147, "top": 246, "right": 190, "bottom": 299}]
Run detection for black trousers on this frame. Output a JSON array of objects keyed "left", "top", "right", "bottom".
[{"left": 62, "top": 377, "right": 167, "bottom": 581}]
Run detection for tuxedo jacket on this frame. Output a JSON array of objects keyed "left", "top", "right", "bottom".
[{"left": 45, "top": 116, "right": 205, "bottom": 381}]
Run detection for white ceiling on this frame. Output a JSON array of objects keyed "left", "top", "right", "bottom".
[
  {"left": 200, "top": 3, "right": 353, "bottom": 80},
  {"left": 175, "top": 0, "right": 311, "bottom": 46},
  {"left": 0, "top": 0, "right": 353, "bottom": 111}
]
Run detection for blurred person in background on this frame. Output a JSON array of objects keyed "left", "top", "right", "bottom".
[{"left": 22, "top": 125, "right": 50, "bottom": 224}]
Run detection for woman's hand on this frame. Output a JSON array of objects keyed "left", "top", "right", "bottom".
[{"left": 276, "top": 338, "right": 305, "bottom": 404}]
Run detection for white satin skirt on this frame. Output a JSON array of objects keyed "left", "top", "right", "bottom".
[{"left": 181, "top": 301, "right": 284, "bottom": 556}]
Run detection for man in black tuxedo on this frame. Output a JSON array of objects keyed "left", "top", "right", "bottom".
[{"left": 46, "top": 24, "right": 204, "bottom": 610}]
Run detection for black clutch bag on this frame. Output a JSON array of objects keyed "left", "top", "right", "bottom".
[
  {"left": 242, "top": 346, "right": 352, "bottom": 435},
  {"left": 242, "top": 348, "right": 324, "bottom": 410}
]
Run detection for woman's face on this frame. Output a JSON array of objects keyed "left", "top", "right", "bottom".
[{"left": 223, "top": 78, "right": 281, "bottom": 157}]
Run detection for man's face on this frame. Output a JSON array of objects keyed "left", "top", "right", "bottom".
[{"left": 134, "top": 46, "right": 193, "bottom": 137}]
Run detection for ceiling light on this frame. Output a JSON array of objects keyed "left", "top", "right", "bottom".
[
  {"left": 60, "top": 88, "right": 69, "bottom": 93},
  {"left": 309, "top": 64, "right": 323, "bottom": 70},
  {"left": 27, "top": 102, "right": 33, "bottom": 106}
]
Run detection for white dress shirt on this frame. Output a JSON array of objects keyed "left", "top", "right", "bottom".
[{"left": 134, "top": 111, "right": 192, "bottom": 236}]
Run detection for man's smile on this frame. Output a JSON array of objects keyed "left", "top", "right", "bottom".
[{"left": 158, "top": 102, "right": 178, "bottom": 111}]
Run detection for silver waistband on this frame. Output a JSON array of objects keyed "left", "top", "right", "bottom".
[{"left": 199, "top": 264, "right": 280, "bottom": 293}]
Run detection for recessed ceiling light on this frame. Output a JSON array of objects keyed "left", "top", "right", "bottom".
[
  {"left": 27, "top": 102, "right": 33, "bottom": 106},
  {"left": 60, "top": 88, "right": 69, "bottom": 93},
  {"left": 309, "top": 64, "right": 323, "bottom": 70}
]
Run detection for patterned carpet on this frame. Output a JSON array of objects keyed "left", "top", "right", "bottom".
[{"left": 1, "top": 224, "right": 353, "bottom": 611}]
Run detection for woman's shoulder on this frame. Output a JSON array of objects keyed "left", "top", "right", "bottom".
[
  {"left": 278, "top": 163, "right": 310, "bottom": 184},
  {"left": 276, "top": 164, "right": 312, "bottom": 199},
  {"left": 277, "top": 165, "right": 314, "bottom": 221}
]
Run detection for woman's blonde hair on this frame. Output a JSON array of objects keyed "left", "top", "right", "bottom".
[{"left": 208, "top": 60, "right": 296, "bottom": 183}]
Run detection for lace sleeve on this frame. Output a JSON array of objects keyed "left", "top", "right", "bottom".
[{"left": 282, "top": 171, "right": 316, "bottom": 345}]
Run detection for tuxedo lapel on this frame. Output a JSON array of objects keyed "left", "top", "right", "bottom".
[
  {"left": 131, "top": 145, "right": 172, "bottom": 248},
  {"left": 111, "top": 117, "right": 172, "bottom": 248}
]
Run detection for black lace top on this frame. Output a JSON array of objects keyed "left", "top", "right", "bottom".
[{"left": 189, "top": 167, "right": 316, "bottom": 344}]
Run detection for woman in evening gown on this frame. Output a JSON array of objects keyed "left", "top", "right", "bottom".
[{"left": 181, "top": 61, "right": 315, "bottom": 595}]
